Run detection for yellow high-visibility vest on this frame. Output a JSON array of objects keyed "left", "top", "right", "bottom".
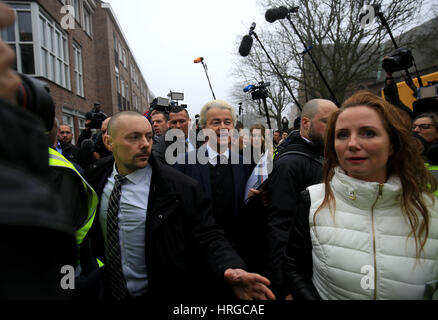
[
  {"left": 48, "top": 148, "right": 98, "bottom": 247},
  {"left": 426, "top": 163, "right": 438, "bottom": 198}
]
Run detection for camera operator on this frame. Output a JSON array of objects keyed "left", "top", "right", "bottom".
[
  {"left": 0, "top": 3, "right": 77, "bottom": 299},
  {"left": 382, "top": 55, "right": 414, "bottom": 119},
  {"left": 77, "top": 108, "right": 111, "bottom": 170}
]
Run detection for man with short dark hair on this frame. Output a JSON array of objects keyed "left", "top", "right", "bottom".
[
  {"left": 273, "top": 130, "right": 282, "bottom": 148},
  {"left": 58, "top": 124, "right": 74, "bottom": 145},
  {"left": 151, "top": 111, "right": 168, "bottom": 137},
  {"left": 152, "top": 106, "right": 195, "bottom": 164},
  {"left": 58, "top": 124, "right": 82, "bottom": 172},
  {"left": 168, "top": 106, "right": 192, "bottom": 145}
]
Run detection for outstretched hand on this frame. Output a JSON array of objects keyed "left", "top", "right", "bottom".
[{"left": 224, "top": 268, "right": 276, "bottom": 301}]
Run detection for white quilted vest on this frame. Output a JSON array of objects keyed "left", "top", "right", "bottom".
[{"left": 307, "top": 167, "right": 438, "bottom": 300}]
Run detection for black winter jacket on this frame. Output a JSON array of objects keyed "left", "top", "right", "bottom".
[
  {"left": 84, "top": 154, "right": 247, "bottom": 300},
  {"left": 282, "top": 190, "right": 321, "bottom": 300},
  {"left": 266, "top": 131, "right": 324, "bottom": 298}
]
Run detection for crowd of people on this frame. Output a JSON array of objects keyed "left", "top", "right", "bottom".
[{"left": 0, "top": 1, "right": 437, "bottom": 301}]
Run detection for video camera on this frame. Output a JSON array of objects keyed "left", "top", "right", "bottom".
[
  {"left": 85, "top": 103, "right": 107, "bottom": 129},
  {"left": 413, "top": 82, "right": 438, "bottom": 117},
  {"left": 417, "top": 82, "right": 438, "bottom": 100},
  {"left": 149, "top": 96, "right": 188, "bottom": 115},
  {"left": 243, "top": 81, "right": 271, "bottom": 101},
  {"left": 150, "top": 97, "right": 172, "bottom": 114},
  {"left": 382, "top": 48, "right": 414, "bottom": 73}
]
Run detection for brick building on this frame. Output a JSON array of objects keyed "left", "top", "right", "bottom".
[{"left": 1, "top": 0, "right": 154, "bottom": 143}]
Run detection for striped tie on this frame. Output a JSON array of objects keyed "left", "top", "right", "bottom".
[{"left": 107, "top": 174, "right": 128, "bottom": 300}]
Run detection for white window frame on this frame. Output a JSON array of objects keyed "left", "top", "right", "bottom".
[
  {"left": 39, "top": 12, "right": 70, "bottom": 89},
  {"left": 116, "top": 72, "right": 120, "bottom": 94},
  {"left": 73, "top": 43, "right": 84, "bottom": 97},
  {"left": 122, "top": 49, "right": 127, "bottom": 67},
  {"left": 1, "top": 3, "right": 35, "bottom": 75},
  {"left": 82, "top": 2, "right": 92, "bottom": 37},
  {"left": 71, "top": 0, "right": 81, "bottom": 25}
]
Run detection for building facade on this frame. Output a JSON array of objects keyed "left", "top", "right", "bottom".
[{"left": 1, "top": 0, "right": 154, "bottom": 143}]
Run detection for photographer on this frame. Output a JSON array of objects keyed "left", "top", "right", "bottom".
[
  {"left": 382, "top": 55, "right": 414, "bottom": 119},
  {"left": 77, "top": 106, "right": 111, "bottom": 169},
  {"left": 0, "top": 3, "right": 77, "bottom": 299}
]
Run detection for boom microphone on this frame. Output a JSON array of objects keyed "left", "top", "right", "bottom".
[
  {"left": 239, "top": 35, "right": 254, "bottom": 57},
  {"left": 249, "top": 22, "right": 256, "bottom": 35},
  {"left": 194, "top": 57, "right": 204, "bottom": 64},
  {"left": 265, "top": 6, "right": 298, "bottom": 23},
  {"left": 301, "top": 45, "right": 313, "bottom": 55}
]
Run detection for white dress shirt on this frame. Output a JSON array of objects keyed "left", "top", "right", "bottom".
[
  {"left": 99, "top": 163, "right": 152, "bottom": 297},
  {"left": 186, "top": 138, "right": 196, "bottom": 152},
  {"left": 206, "top": 144, "right": 230, "bottom": 166}
]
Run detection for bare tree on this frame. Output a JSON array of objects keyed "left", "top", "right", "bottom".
[{"left": 231, "top": 0, "right": 424, "bottom": 121}]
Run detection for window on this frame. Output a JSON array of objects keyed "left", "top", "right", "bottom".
[
  {"left": 121, "top": 79, "right": 125, "bottom": 97},
  {"left": 0, "top": 4, "right": 35, "bottom": 74},
  {"left": 39, "top": 12, "right": 70, "bottom": 89},
  {"left": 118, "top": 42, "right": 122, "bottom": 63},
  {"left": 83, "top": 4, "right": 92, "bottom": 37},
  {"left": 73, "top": 43, "right": 84, "bottom": 97},
  {"left": 122, "top": 49, "right": 127, "bottom": 67},
  {"left": 1, "top": 4, "right": 72, "bottom": 87},
  {"left": 133, "top": 93, "right": 138, "bottom": 111},
  {"left": 116, "top": 72, "right": 120, "bottom": 93},
  {"left": 78, "top": 117, "right": 86, "bottom": 136},
  {"left": 71, "top": 0, "right": 81, "bottom": 24}
]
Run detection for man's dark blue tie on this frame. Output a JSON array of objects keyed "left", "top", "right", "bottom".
[{"left": 107, "top": 174, "right": 129, "bottom": 300}]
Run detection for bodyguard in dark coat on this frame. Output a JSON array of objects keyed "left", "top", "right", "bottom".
[{"left": 84, "top": 111, "right": 275, "bottom": 301}]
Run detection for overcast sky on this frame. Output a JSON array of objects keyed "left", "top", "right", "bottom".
[
  {"left": 104, "top": 0, "right": 435, "bottom": 119},
  {"left": 105, "top": 0, "right": 268, "bottom": 118}
]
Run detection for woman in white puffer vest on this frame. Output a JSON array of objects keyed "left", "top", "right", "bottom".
[{"left": 283, "top": 91, "right": 438, "bottom": 300}]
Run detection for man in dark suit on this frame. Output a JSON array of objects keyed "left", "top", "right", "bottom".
[
  {"left": 174, "top": 100, "right": 253, "bottom": 248},
  {"left": 84, "top": 111, "right": 275, "bottom": 301}
]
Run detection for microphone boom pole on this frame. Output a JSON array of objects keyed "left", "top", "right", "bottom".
[
  {"left": 251, "top": 30, "right": 303, "bottom": 112},
  {"left": 373, "top": 7, "right": 422, "bottom": 90},
  {"left": 195, "top": 57, "right": 217, "bottom": 100},
  {"left": 284, "top": 14, "right": 340, "bottom": 107}
]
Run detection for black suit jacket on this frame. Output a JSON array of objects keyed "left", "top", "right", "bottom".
[
  {"left": 173, "top": 149, "right": 253, "bottom": 221},
  {"left": 84, "top": 153, "right": 247, "bottom": 300}
]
